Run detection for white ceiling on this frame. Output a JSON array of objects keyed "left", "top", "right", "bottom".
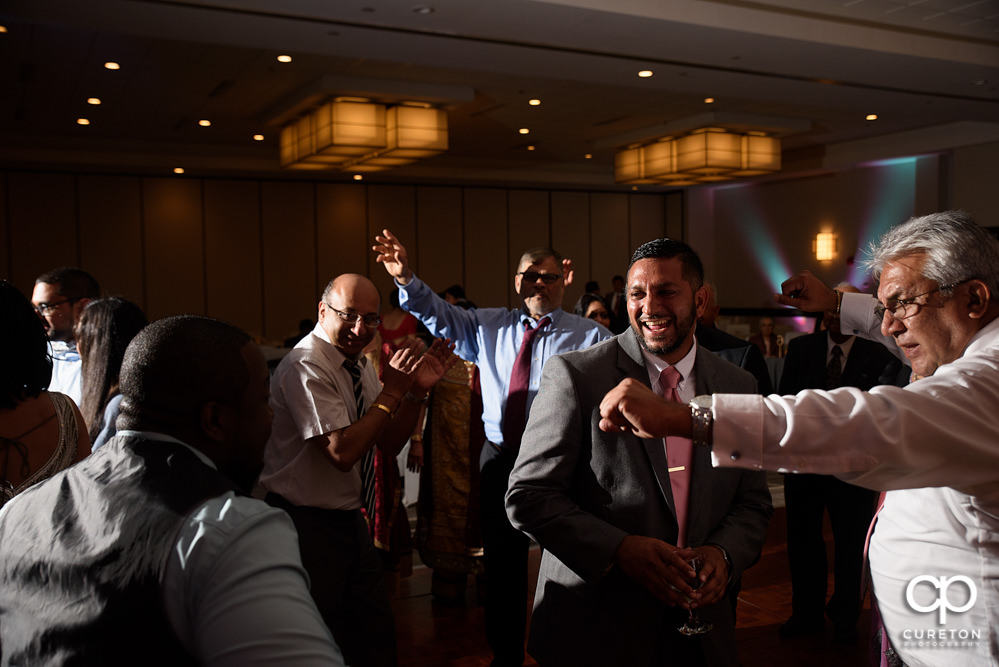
[{"left": 1, "top": 0, "right": 997, "bottom": 189}]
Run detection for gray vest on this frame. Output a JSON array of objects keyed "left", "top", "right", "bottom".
[{"left": 0, "top": 435, "right": 237, "bottom": 666}]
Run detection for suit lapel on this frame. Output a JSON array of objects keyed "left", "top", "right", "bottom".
[{"left": 616, "top": 333, "right": 677, "bottom": 518}]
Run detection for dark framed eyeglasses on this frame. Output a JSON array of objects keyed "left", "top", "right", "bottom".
[
  {"left": 33, "top": 298, "right": 79, "bottom": 316},
  {"left": 519, "top": 271, "right": 562, "bottom": 285},
  {"left": 874, "top": 280, "right": 968, "bottom": 322},
  {"left": 326, "top": 304, "right": 381, "bottom": 328}
]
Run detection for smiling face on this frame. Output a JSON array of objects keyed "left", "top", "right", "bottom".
[
  {"left": 627, "top": 257, "right": 705, "bottom": 364},
  {"left": 515, "top": 255, "right": 565, "bottom": 320},
  {"left": 877, "top": 253, "right": 978, "bottom": 377},
  {"left": 319, "top": 274, "right": 380, "bottom": 359}
]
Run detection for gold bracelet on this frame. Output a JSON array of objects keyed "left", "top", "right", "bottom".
[
  {"left": 370, "top": 402, "right": 394, "bottom": 417},
  {"left": 410, "top": 435, "right": 423, "bottom": 443}
]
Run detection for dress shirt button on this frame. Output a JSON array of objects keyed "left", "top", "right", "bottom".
[{"left": 730, "top": 451, "right": 741, "bottom": 461}]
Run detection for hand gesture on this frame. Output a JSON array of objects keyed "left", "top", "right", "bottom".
[
  {"left": 381, "top": 339, "right": 422, "bottom": 399},
  {"left": 407, "top": 438, "right": 424, "bottom": 473},
  {"left": 613, "top": 535, "right": 699, "bottom": 608},
  {"left": 372, "top": 229, "right": 414, "bottom": 284},
  {"left": 686, "top": 545, "right": 730, "bottom": 608},
  {"left": 412, "top": 338, "right": 458, "bottom": 392},
  {"left": 561, "top": 257, "right": 575, "bottom": 287},
  {"left": 598, "top": 378, "right": 686, "bottom": 439},
  {"left": 776, "top": 270, "right": 838, "bottom": 313}
]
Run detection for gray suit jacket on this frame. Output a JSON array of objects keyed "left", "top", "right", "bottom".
[{"left": 506, "top": 332, "right": 773, "bottom": 667}]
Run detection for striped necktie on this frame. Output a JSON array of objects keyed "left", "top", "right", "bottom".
[{"left": 344, "top": 358, "right": 376, "bottom": 517}]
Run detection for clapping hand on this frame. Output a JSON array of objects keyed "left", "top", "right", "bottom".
[{"left": 412, "top": 338, "right": 457, "bottom": 391}]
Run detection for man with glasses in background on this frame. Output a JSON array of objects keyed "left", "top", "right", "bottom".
[
  {"left": 373, "top": 230, "right": 611, "bottom": 667},
  {"left": 31, "top": 267, "right": 100, "bottom": 406},
  {"left": 598, "top": 211, "right": 999, "bottom": 667},
  {"left": 260, "top": 273, "right": 456, "bottom": 667}
]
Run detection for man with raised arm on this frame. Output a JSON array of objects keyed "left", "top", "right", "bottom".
[{"left": 373, "top": 230, "right": 610, "bottom": 667}]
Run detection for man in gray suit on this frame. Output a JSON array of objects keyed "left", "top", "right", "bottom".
[{"left": 506, "top": 238, "right": 772, "bottom": 667}]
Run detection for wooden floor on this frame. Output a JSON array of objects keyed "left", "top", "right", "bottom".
[{"left": 388, "top": 506, "right": 873, "bottom": 667}]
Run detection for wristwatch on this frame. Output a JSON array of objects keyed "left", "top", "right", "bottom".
[{"left": 689, "top": 395, "right": 713, "bottom": 448}]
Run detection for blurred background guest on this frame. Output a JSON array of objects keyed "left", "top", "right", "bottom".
[
  {"left": 749, "top": 316, "right": 783, "bottom": 358},
  {"left": 1, "top": 280, "right": 89, "bottom": 506},
  {"left": 574, "top": 292, "right": 613, "bottom": 331},
  {"left": 76, "top": 297, "right": 148, "bottom": 451}
]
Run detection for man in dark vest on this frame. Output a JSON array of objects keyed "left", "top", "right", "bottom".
[{"left": 0, "top": 315, "right": 345, "bottom": 666}]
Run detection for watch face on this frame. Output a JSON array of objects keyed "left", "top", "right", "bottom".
[{"left": 692, "top": 395, "right": 712, "bottom": 410}]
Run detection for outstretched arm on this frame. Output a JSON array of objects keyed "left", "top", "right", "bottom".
[{"left": 372, "top": 229, "right": 414, "bottom": 285}]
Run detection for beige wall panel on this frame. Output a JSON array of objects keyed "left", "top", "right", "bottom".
[
  {"left": 368, "top": 185, "right": 416, "bottom": 307},
  {"left": 952, "top": 141, "right": 999, "bottom": 224},
  {"left": 590, "top": 193, "right": 631, "bottom": 300},
  {"left": 7, "top": 173, "right": 78, "bottom": 293},
  {"left": 463, "top": 188, "right": 509, "bottom": 310},
  {"left": 550, "top": 191, "right": 590, "bottom": 312},
  {"left": 416, "top": 187, "right": 463, "bottom": 296},
  {"left": 142, "top": 178, "right": 205, "bottom": 321},
  {"left": 665, "top": 192, "right": 685, "bottom": 241},
  {"left": 630, "top": 194, "right": 667, "bottom": 251},
  {"left": 507, "top": 190, "right": 550, "bottom": 307},
  {"left": 78, "top": 175, "right": 144, "bottom": 306},
  {"left": 204, "top": 180, "right": 263, "bottom": 336},
  {"left": 317, "top": 183, "right": 368, "bottom": 289},
  {"left": 261, "top": 181, "right": 317, "bottom": 342}
]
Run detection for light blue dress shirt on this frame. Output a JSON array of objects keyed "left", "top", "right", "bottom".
[{"left": 398, "top": 275, "right": 612, "bottom": 448}]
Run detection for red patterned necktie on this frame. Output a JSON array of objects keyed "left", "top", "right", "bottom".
[
  {"left": 502, "top": 316, "right": 551, "bottom": 450},
  {"left": 660, "top": 365, "right": 692, "bottom": 547}
]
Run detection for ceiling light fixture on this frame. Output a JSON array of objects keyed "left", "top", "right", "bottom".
[
  {"left": 353, "top": 174, "right": 364, "bottom": 180},
  {"left": 814, "top": 232, "right": 837, "bottom": 261},
  {"left": 614, "top": 127, "right": 781, "bottom": 186},
  {"left": 704, "top": 97, "right": 715, "bottom": 104},
  {"left": 527, "top": 145, "right": 536, "bottom": 151},
  {"left": 198, "top": 119, "right": 211, "bottom": 127},
  {"left": 76, "top": 118, "right": 90, "bottom": 126},
  {"left": 638, "top": 70, "right": 653, "bottom": 78},
  {"left": 281, "top": 99, "right": 448, "bottom": 173},
  {"left": 529, "top": 99, "right": 541, "bottom": 106},
  {"left": 0, "top": 26, "right": 8, "bottom": 33},
  {"left": 253, "top": 134, "right": 265, "bottom": 141},
  {"left": 584, "top": 153, "right": 592, "bottom": 159},
  {"left": 277, "top": 55, "right": 292, "bottom": 63},
  {"left": 87, "top": 97, "right": 101, "bottom": 105},
  {"left": 519, "top": 128, "right": 530, "bottom": 135},
  {"left": 104, "top": 62, "right": 120, "bottom": 70},
  {"left": 866, "top": 114, "right": 878, "bottom": 121},
  {"left": 173, "top": 168, "right": 185, "bottom": 174}
]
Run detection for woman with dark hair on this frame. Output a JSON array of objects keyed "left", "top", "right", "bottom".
[
  {"left": 574, "top": 292, "right": 613, "bottom": 331},
  {"left": 76, "top": 297, "right": 148, "bottom": 450},
  {"left": 0, "top": 280, "right": 89, "bottom": 506}
]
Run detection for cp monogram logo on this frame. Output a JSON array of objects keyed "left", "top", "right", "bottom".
[{"left": 905, "top": 575, "right": 977, "bottom": 624}]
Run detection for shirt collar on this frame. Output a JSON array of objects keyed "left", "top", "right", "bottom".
[
  {"left": 311, "top": 323, "right": 367, "bottom": 369},
  {"left": 116, "top": 430, "right": 217, "bottom": 469},
  {"left": 519, "top": 307, "right": 564, "bottom": 328},
  {"left": 828, "top": 333, "right": 856, "bottom": 359},
  {"left": 641, "top": 336, "right": 698, "bottom": 394}
]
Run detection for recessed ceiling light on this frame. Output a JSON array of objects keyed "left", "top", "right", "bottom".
[
  {"left": 412, "top": 5, "right": 435, "bottom": 14},
  {"left": 584, "top": 153, "right": 592, "bottom": 159},
  {"left": 527, "top": 145, "right": 536, "bottom": 151},
  {"left": 104, "top": 62, "right": 120, "bottom": 70},
  {"left": 519, "top": 128, "right": 530, "bottom": 134},
  {"left": 253, "top": 134, "right": 265, "bottom": 141},
  {"left": 638, "top": 70, "right": 653, "bottom": 78},
  {"left": 353, "top": 174, "right": 364, "bottom": 181},
  {"left": 529, "top": 99, "right": 541, "bottom": 106},
  {"left": 866, "top": 114, "right": 878, "bottom": 121},
  {"left": 277, "top": 55, "right": 292, "bottom": 63},
  {"left": 174, "top": 168, "right": 185, "bottom": 174},
  {"left": 76, "top": 118, "right": 90, "bottom": 126},
  {"left": 704, "top": 97, "right": 715, "bottom": 104},
  {"left": 87, "top": 97, "right": 101, "bottom": 105},
  {"left": 0, "top": 26, "right": 8, "bottom": 33},
  {"left": 198, "top": 119, "right": 211, "bottom": 127}
]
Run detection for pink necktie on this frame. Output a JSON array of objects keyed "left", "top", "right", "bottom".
[{"left": 660, "top": 366, "right": 692, "bottom": 547}]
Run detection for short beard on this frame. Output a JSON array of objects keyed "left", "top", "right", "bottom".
[{"left": 630, "top": 311, "right": 695, "bottom": 358}]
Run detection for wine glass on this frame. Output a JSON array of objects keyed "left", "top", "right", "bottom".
[{"left": 677, "top": 555, "right": 713, "bottom": 636}]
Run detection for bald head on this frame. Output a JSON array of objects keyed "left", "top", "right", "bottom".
[{"left": 319, "top": 274, "right": 381, "bottom": 358}]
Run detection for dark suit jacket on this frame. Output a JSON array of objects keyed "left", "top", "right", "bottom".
[
  {"left": 778, "top": 331, "right": 906, "bottom": 394},
  {"left": 697, "top": 323, "right": 774, "bottom": 394},
  {"left": 506, "top": 332, "right": 773, "bottom": 667}
]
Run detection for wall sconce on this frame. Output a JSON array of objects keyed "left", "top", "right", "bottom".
[
  {"left": 614, "top": 127, "right": 781, "bottom": 185},
  {"left": 814, "top": 232, "right": 837, "bottom": 261}
]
